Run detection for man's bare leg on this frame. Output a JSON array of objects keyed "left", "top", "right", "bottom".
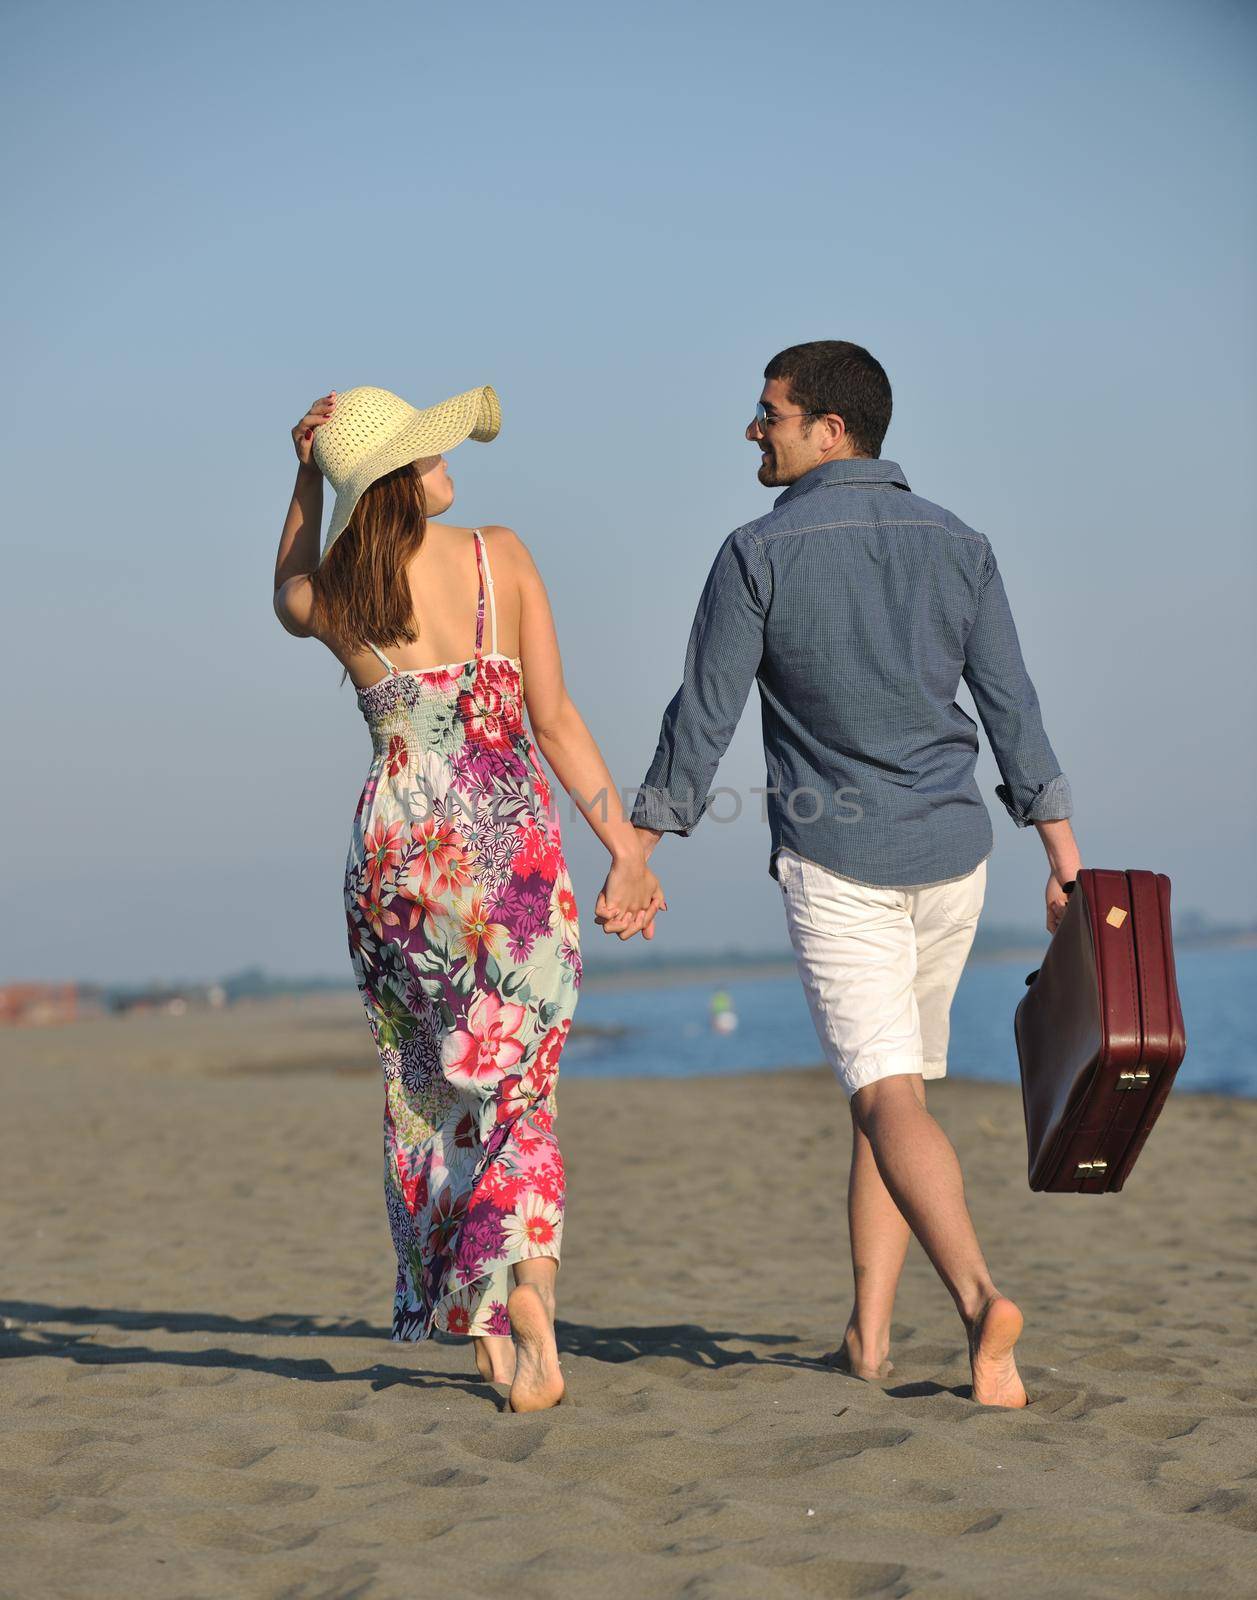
[
  {"left": 507, "top": 1257, "right": 564, "bottom": 1413},
  {"left": 851, "top": 1074, "right": 1027, "bottom": 1407},
  {"left": 834, "top": 1080, "right": 921, "bottom": 1379}
]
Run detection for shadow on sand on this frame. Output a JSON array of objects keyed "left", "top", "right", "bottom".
[{"left": 1, "top": 1300, "right": 838, "bottom": 1398}]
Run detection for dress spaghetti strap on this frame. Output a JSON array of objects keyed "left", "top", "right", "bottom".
[
  {"left": 365, "top": 641, "right": 398, "bottom": 675},
  {"left": 473, "top": 529, "right": 499, "bottom": 656}
]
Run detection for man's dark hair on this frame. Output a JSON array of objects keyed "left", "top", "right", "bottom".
[{"left": 764, "top": 340, "right": 892, "bottom": 458}]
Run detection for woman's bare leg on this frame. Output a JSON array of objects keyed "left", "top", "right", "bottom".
[
  {"left": 507, "top": 1257, "right": 564, "bottom": 1412},
  {"left": 472, "top": 1334, "right": 516, "bottom": 1385},
  {"left": 468, "top": 1266, "right": 516, "bottom": 1384},
  {"left": 851, "top": 1075, "right": 1027, "bottom": 1407}
]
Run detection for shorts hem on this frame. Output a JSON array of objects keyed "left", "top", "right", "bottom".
[{"left": 838, "top": 1054, "right": 926, "bottom": 1098}]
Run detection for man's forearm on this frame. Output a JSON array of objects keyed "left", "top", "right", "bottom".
[
  {"left": 1036, "top": 818, "right": 1082, "bottom": 884},
  {"left": 629, "top": 530, "right": 768, "bottom": 846},
  {"left": 633, "top": 824, "right": 664, "bottom": 861}
]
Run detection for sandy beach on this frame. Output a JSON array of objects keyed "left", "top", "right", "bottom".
[{"left": 2, "top": 994, "right": 1255, "bottom": 1598}]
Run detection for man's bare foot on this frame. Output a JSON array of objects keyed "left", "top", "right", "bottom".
[
  {"left": 968, "top": 1295, "right": 1028, "bottom": 1408},
  {"left": 507, "top": 1285, "right": 564, "bottom": 1413},
  {"left": 472, "top": 1334, "right": 516, "bottom": 1387},
  {"left": 825, "top": 1326, "right": 894, "bottom": 1382}
]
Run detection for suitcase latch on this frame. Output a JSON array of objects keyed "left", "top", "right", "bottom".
[
  {"left": 1076, "top": 1159, "right": 1109, "bottom": 1178},
  {"left": 1117, "top": 1069, "right": 1151, "bottom": 1090}
]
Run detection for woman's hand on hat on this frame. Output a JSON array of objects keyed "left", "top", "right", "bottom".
[{"left": 292, "top": 393, "right": 337, "bottom": 467}]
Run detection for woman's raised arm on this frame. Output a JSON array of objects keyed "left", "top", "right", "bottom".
[{"left": 273, "top": 392, "right": 335, "bottom": 636}]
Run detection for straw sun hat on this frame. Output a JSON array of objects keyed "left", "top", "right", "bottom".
[{"left": 312, "top": 383, "right": 501, "bottom": 561}]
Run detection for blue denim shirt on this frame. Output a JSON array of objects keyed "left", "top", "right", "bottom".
[{"left": 630, "top": 457, "right": 1072, "bottom": 887}]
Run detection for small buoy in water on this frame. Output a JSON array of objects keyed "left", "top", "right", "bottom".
[{"left": 710, "top": 988, "right": 739, "bottom": 1034}]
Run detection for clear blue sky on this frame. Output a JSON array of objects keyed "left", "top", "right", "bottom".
[{"left": 3, "top": 0, "right": 1254, "bottom": 985}]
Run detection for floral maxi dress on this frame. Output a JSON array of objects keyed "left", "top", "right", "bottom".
[{"left": 344, "top": 529, "right": 581, "bottom": 1342}]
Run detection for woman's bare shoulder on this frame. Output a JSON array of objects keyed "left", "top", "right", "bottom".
[
  {"left": 477, "top": 524, "right": 541, "bottom": 577},
  {"left": 428, "top": 520, "right": 525, "bottom": 556}
]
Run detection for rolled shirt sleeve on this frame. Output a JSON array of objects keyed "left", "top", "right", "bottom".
[
  {"left": 631, "top": 529, "right": 769, "bottom": 835},
  {"left": 963, "top": 545, "right": 1073, "bottom": 830}
]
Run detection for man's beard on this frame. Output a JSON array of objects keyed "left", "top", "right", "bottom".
[{"left": 757, "top": 454, "right": 787, "bottom": 486}]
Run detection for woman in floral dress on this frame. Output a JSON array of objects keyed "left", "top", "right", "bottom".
[{"left": 272, "top": 385, "right": 665, "bottom": 1412}]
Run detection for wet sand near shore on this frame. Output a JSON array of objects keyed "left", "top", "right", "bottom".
[{"left": 2, "top": 996, "right": 1255, "bottom": 1598}]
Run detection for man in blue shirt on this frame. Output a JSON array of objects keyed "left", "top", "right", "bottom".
[{"left": 615, "top": 341, "right": 1083, "bottom": 1406}]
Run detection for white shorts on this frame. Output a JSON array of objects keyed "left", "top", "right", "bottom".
[{"left": 776, "top": 847, "right": 987, "bottom": 1099}]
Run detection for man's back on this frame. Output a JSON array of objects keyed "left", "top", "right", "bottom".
[{"left": 633, "top": 456, "right": 1072, "bottom": 887}]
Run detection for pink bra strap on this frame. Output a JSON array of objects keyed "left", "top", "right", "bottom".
[
  {"left": 472, "top": 529, "right": 487, "bottom": 656},
  {"left": 473, "top": 529, "right": 498, "bottom": 656}
]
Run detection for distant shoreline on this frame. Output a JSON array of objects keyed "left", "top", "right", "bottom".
[
  {"left": 15, "top": 927, "right": 1253, "bottom": 1012},
  {"left": 2, "top": 989, "right": 1249, "bottom": 1099},
  {"left": 580, "top": 931, "right": 1255, "bottom": 992},
  {"left": 578, "top": 947, "right": 1045, "bottom": 993}
]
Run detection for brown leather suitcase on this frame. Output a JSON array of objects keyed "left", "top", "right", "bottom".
[{"left": 1015, "top": 868, "right": 1187, "bottom": 1193}]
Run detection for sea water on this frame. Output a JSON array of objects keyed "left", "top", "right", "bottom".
[{"left": 563, "top": 945, "right": 1257, "bottom": 1097}]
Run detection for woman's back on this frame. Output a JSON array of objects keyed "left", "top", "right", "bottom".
[{"left": 342, "top": 522, "right": 521, "bottom": 691}]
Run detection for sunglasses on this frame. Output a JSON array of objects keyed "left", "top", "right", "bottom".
[{"left": 753, "top": 401, "right": 823, "bottom": 430}]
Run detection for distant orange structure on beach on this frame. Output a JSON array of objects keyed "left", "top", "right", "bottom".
[{"left": 0, "top": 983, "right": 86, "bottom": 1027}]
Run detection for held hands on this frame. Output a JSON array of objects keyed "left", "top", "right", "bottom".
[
  {"left": 291, "top": 392, "right": 336, "bottom": 466},
  {"left": 595, "top": 854, "right": 668, "bottom": 942}
]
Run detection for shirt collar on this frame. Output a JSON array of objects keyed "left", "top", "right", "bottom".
[{"left": 773, "top": 457, "right": 910, "bottom": 509}]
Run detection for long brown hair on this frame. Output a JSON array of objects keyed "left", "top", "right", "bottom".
[{"left": 309, "top": 464, "right": 427, "bottom": 656}]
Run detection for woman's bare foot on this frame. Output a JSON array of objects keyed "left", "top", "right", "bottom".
[
  {"left": 507, "top": 1284, "right": 564, "bottom": 1413},
  {"left": 968, "top": 1295, "right": 1028, "bottom": 1408},
  {"left": 825, "top": 1325, "right": 894, "bottom": 1381},
  {"left": 472, "top": 1334, "right": 516, "bottom": 1387}
]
